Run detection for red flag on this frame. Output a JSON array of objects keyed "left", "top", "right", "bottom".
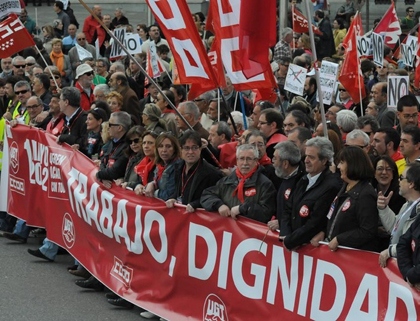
[
  {"left": 338, "top": 12, "right": 365, "bottom": 104},
  {"left": 207, "top": 0, "right": 277, "bottom": 93},
  {"left": 373, "top": 2, "right": 402, "bottom": 47},
  {"left": 238, "top": 0, "right": 276, "bottom": 78},
  {"left": 0, "top": 14, "right": 35, "bottom": 58},
  {"left": 145, "top": 0, "right": 218, "bottom": 92},
  {"left": 415, "top": 26, "right": 420, "bottom": 88},
  {"left": 292, "top": 7, "right": 322, "bottom": 36}
]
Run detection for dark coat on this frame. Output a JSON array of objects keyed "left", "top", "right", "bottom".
[
  {"left": 57, "top": 108, "right": 88, "bottom": 154},
  {"left": 96, "top": 136, "right": 129, "bottom": 181},
  {"left": 326, "top": 180, "right": 379, "bottom": 251},
  {"left": 283, "top": 168, "right": 341, "bottom": 250},
  {"left": 124, "top": 153, "right": 144, "bottom": 189},
  {"left": 201, "top": 166, "right": 276, "bottom": 223},
  {"left": 315, "top": 18, "right": 335, "bottom": 60},
  {"left": 397, "top": 214, "right": 420, "bottom": 284},
  {"left": 171, "top": 159, "right": 223, "bottom": 209}
]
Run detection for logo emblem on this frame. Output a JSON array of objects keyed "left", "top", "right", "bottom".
[
  {"left": 62, "top": 213, "right": 75, "bottom": 248},
  {"left": 203, "top": 294, "right": 229, "bottom": 321},
  {"left": 284, "top": 188, "right": 291, "bottom": 200},
  {"left": 244, "top": 187, "right": 256, "bottom": 197},
  {"left": 342, "top": 200, "right": 351, "bottom": 212},
  {"left": 110, "top": 257, "right": 133, "bottom": 287},
  {"left": 299, "top": 205, "right": 309, "bottom": 217},
  {"left": 9, "top": 141, "right": 19, "bottom": 174}
]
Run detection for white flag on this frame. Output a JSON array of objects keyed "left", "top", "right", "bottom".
[{"left": 76, "top": 44, "right": 93, "bottom": 61}]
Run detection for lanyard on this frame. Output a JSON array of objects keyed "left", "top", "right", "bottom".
[{"left": 181, "top": 162, "right": 200, "bottom": 197}]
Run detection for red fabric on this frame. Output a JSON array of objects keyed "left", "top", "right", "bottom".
[
  {"left": 83, "top": 15, "right": 100, "bottom": 44},
  {"left": 415, "top": 26, "right": 420, "bottom": 88},
  {"left": 232, "top": 165, "right": 258, "bottom": 203},
  {"left": 266, "top": 132, "right": 287, "bottom": 148},
  {"left": 259, "top": 154, "right": 272, "bottom": 166},
  {"left": 145, "top": 0, "right": 218, "bottom": 97},
  {"left": 252, "top": 88, "right": 278, "bottom": 103},
  {"left": 134, "top": 156, "right": 155, "bottom": 185},
  {"left": 373, "top": 2, "right": 402, "bottom": 47},
  {"left": 391, "top": 150, "right": 404, "bottom": 163},
  {"left": 45, "top": 116, "right": 65, "bottom": 137},
  {"left": 207, "top": 0, "right": 277, "bottom": 93},
  {"left": 338, "top": 13, "right": 365, "bottom": 104},
  {"left": 238, "top": 0, "right": 276, "bottom": 78},
  {"left": 95, "top": 25, "right": 106, "bottom": 48},
  {"left": 218, "top": 141, "right": 238, "bottom": 169},
  {"left": 292, "top": 7, "right": 322, "bottom": 36},
  {"left": 75, "top": 82, "right": 95, "bottom": 111},
  {"left": 0, "top": 14, "right": 35, "bottom": 59}
]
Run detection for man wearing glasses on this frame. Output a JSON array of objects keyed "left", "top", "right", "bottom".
[
  {"left": 9, "top": 80, "right": 32, "bottom": 124},
  {"left": 11, "top": 56, "right": 28, "bottom": 80},
  {"left": 68, "top": 32, "right": 96, "bottom": 74},
  {"left": 396, "top": 94, "right": 419, "bottom": 135},
  {"left": 201, "top": 144, "right": 276, "bottom": 223},
  {"left": 401, "top": 7, "right": 415, "bottom": 34},
  {"left": 74, "top": 63, "right": 95, "bottom": 111}
]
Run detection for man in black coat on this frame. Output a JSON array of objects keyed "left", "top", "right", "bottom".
[
  {"left": 166, "top": 130, "right": 223, "bottom": 212},
  {"left": 314, "top": 10, "right": 335, "bottom": 60}
]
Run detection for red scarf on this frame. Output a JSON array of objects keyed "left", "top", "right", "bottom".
[
  {"left": 259, "top": 154, "right": 272, "bottom": 166},
  {"left": 232, "top": 166, "right": 259, "bottom": 203},
  {"left": 135, "top": 156, "right": 155, "bottom": 185}
]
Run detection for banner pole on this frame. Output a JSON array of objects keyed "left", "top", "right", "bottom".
[
  {"left": 35, "top": 46, "right": 59, "bottom": 89},
  {"left": 304, "top": 0, "right": 328, "bottom": 138}
]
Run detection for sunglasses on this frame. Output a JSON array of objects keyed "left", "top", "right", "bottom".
[
  {"left": 77, "top": 38, "right": 86, "bottom": 41},
  {"left": 50, "top": 75, "right": 60, "bottom": 79},
  {"left": 14, "top": 65, "right": 26, "bottom": 68},
  {"left": 108, "top": 123, "right": 120, "bottom": 127},
  {"left": 129, "top": 138, "right": 141, "bottom": 144},
  {"left": 26, "top": 63, "right": 35, "bottom": 67},
  {"left": 83, "top": 72, "right": 93, "bottom": 77},
  {"left": 15, "top": 89, "right": 29, "bottom": 95},
  {"left": 338, "top": 88, "right": 346, "bottom": 92}
]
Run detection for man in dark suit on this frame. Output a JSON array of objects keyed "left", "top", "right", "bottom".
[{"left": 314, "top": 10, "right": 335, "bottom": 60}]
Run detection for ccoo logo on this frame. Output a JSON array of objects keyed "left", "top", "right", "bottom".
[
  {"left": 203, "top": 294, "right": 229, "bottom": 321},
  {"left": 9, "top": 141, "right": 19, "bottom": 174},
  {"left": 62, "top": 213, "right": 75, "bottom": 248}
]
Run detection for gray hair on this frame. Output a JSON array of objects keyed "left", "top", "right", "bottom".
[
  {"left": 231, "top": 111, "right": 248, "bottom": 127},
  {"left": 274, "top": 141, "right": 301, "bottom": 166},
  {"left": 336, "top": 110, "right": 358, "bottom": 133},
  {"left": 93, "top": 84, "right": 110, "bottom": 96},
  {"left": 61, "top": 87, "right": 81, "bottom": 107},
  {"left": 306, "top": 137, "right": 334, "bottom": 162},
  {"left": 12, "top": 56, "right": 25, "bottom": 65},
  {"left": 14, "top": 80, "right": 31, "bottom": 91},
  {"left": 111, "top": 61, "right": 125, "bottom": 72},
  {"left": 180, "top": 101, "right": 200, "bottom": 121},
  {"left": 115, "top": 7, "right": 124, "bottom": 14},
  {"left": 198, "top": 90, "right": 216, "bottom": 102},
  {"left": 346, "top": 129, "right": 370, "bottom": 146},
  {"left": 281, "top": 27, "right": 293, "bottom": 38},
  {"left": 111, "top": 111, "right": 131, "bottom": 131},
  {"left": 236, "top": 144, "right": 258, "bottom": 159},
  {"left": 25, "top": 56, "right": 36, "bottom": 64},
  {"left": 214, "top": 121, "right": 232, "bottom": 142}
]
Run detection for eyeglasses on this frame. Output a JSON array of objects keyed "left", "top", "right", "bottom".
[
  {"left": 108, "top": 123, "right": 120, "bottom": 127},
  {"left": 338, "top": 88, "right": 347, "bottom": 92},
  {"left": 26, "top": 104, "right": 41, "bottom": 109},
  {"left": 193, "top": 98, "right": 204, "bottom": 102},
  {"left": 399, "top": 174, "right": 407, "bottom": 180},
  {"left": 83, "top": 72, "right": 93, "bottom": 77},
  {"left": 26, "top": 63, "right": 35, "bottom": 67},
  {"left": 402, "top": 113, "right": 418, "bottom": 120},
  {"left": 77, "top": 38, "right": 86, "bottom": 41},
  {"left": 250, "top": 142, "right": 265, "bottom": 148},
  {"left": 14, "top": 65, "right": 26, "bottom": 68},
  {"left": 182, "top": 145, "right": 200, "bottom": 151},
  {"left": 50, "top": 75, "right": 60, "bottom": 79},
  {"left": 129, "top": 138, "right": 141, "bottom": 144},
  {"left": 15, "top": 89, "right": 29, "bottom": 95},
  {"left": 376, "top": 167, "right": 393, "bottom": 173}
]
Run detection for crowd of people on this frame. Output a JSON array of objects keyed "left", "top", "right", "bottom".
[{"left": 1, "top": 0, "right": 420, "bottom": 318}]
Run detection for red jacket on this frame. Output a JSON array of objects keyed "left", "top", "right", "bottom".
[
  {"left": 75, "top": 81, "right": 95, "bottom": 111},
  {"left": 83, "top": 16, "right": 100, "bottom": 44}
]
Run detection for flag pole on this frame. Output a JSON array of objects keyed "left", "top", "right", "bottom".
[
  {"left": 304, "top": 0, "right": 328, "bottom": 138},
  {"left": 35, "top": 46, "right": 59, "bottom": 89},
  {"left": 77, "top": 0, "right": 224, "bottom": 168}
]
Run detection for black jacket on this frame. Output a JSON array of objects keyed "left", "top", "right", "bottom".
[
  {"left": 171, "top": 159, "right": 223, "bottom": 209},
  {"left": 397, "top": 214, "right": 420, "bottom": 284},
  {"left": 315, "top": 18, "right": 335, "bottom": 60},
  {"left": 326, "top": 180, "right": 378, "bottom": 251},
  {"left": 124, "top": 153, "right": 143, "bottom": 189},
  {"left": 96, "top": 136, "right": 129, "bottom": 181},
  {"left": 283, "top": 168, "right": 341, "bottom": 250},
  {"left": 58, "top": 108, "right": 88, "bottom": 154}
]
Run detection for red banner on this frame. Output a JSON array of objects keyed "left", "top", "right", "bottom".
[
  {"left": 207, "top": 0, "right": 277, "bottom": 92},
  {"left": 145, "top": 0, "right": 218, "bottom": 99},
  {"left": 3, "top": 125, "right": 420, "bottom": 321},
  {"left": 292, "top": 7, "right": 322, "bottom": 36}
]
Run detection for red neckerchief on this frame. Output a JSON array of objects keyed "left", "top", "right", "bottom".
[
  {"left": 135, "top": 156, "right": 154, "bottom": 185},
  {"left": 259, "top": 154, "right": 272, "bottom": 166},
  {"left": 232, "top": 165, "right": 258, "bottom": 203}
]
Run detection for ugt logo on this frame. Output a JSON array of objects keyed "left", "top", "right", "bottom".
[{"left": 203, "top": 294, "right": 229, "bottom": 321}]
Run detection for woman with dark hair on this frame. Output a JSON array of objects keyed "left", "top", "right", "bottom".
[
  {"left": 312, "top": 146, "right": 379, "bottom": 251},
  {"left": 144, "top": 132, "right": 182, "bottom": 201},
  {"left": 85, "top": 108, "right": 108, "bottom": 159},
  {"left": 114, "top": 126, "right": 145, "bottom": 190},
  {"left": 136, "top": 24, "right": 149, "bottom": 45},
  {"left": 134, "top": 131, "right": 158, "bottom": 196},
  {"left": 42, "top": 25, "right": 55, "bottom": 54},
  {"left": 91, "top": 100, "right": 111, "bottom": 119},
  {"left": 373, "top": 156, "right": 405, "bottom": 214},
  {"left": 333, "top": 18, "right": 347, "bottom": 49}
]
